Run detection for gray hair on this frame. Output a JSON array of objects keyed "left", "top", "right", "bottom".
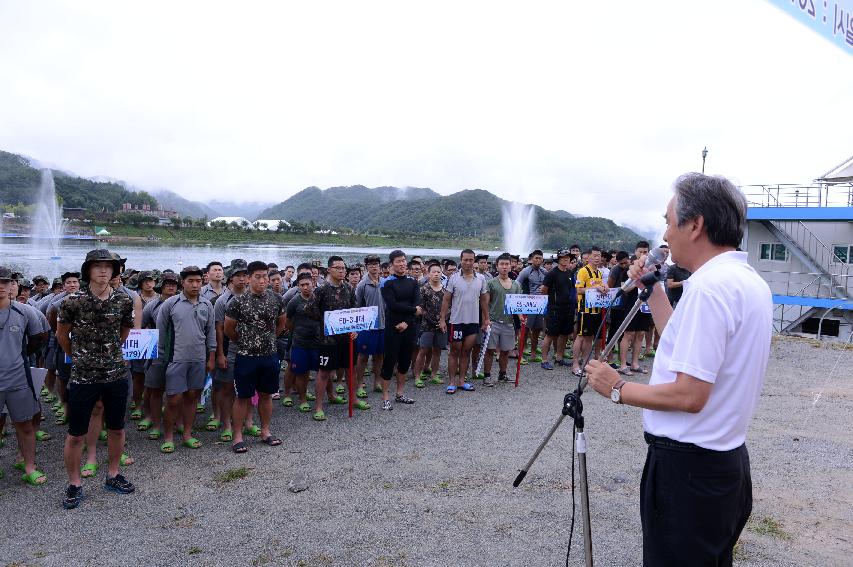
[{"left": 673, "top": 173, "right": 746, "bottom": 248}]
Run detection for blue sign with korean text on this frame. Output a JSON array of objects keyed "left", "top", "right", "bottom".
[
  {"left": 324, "top": 306, "right": 379, "bottom": 335},
  {"left": 122, "top": 329, "right": 159, "bottom": 360},
  {"left": 504, "top": 294, "right": 548, "bottom": 315},
  {"left": 769, "top": 0, "right": 853, "bottom": 56}
]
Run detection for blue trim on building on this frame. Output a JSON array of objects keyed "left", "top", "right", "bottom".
[
  {"left": 772, "top": 295, "right": 853, "bottom": 310},
  {"left": 747, "top": 207, "right": 853, "bottom": 221}
]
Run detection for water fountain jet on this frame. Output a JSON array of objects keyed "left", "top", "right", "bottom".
[
  {"left": 30, "top": 169, "right": 67, "bottom": 260},
  {"left": 501, "top": 201, "right": 537, "bottom": 256}
]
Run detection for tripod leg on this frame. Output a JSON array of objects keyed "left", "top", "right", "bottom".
[
  {"left": 513, "top": 413, "right": 567, "bottom": 487},
  {"left": 576, "top": 429, "right": 594, "bottom": 567}
]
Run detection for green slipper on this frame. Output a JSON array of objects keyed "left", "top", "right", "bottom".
[
  {"left": 356, "top": 387, "right": 367, "bottom": 399},
  {"left": 205, "top": 417, "right": 221, "bottom": 431},
  {"left": 519, "top": 358, "right": 529, "bottom": 365},
  {"left": 243, "top": 425, "right": 261, "bottom": 437},
  {"left": 182, "top": 437, "right": 202, "bottom": 449},
  {"left": 281, "top": 396, "right": 294, "bottom": 407},
  {"left": 329, "top": 395, "right": 346, "bottom": 405},
  {"left": 81, "top": 463, "right": 98, "bottom": 477},
  {"left": 312, "top": 410, "right": 327, "bottom": 421},
  {"left": 137, "top": 418, "right": 153, "bottom": 431},
  {"left": 195, "top": 403, "right": 205, "bottom": 414},
  {"left": 44, "top": 393, "right": 57, "bottom": 403},
  {"left": 21, "top": 469, "right": 47, "bottom": 486},
  {"left": 35, "top": 430, "right": 51, "bottom": 442},
  {"left": 335, "top": 384, "right": 346, "bottom": 395},
  {"left": 414, "top": 378, "right": 425, "bottom": 388},
  {"left": 531, "top": 356, "right": 543, "bottom": 363},
  {"left": 429, "top": 374, "right": 444, "bottom": 385},
  {"left": 298, "top": 402, "right": 311, "bottom": 413},
  {"left": 306, "top": 392, "right": 316, "bottom": 402},
  {"left": 40, "top": 386, "right": 49, "bottom": 397},
  {"left": 160, "top": 441, "right": 175, "bottom": 454},
  {"left": 129, "top": 401, "right": 137, "bottom": 410},
  {"left": 120, "top": 453, "right": 134, "bottom": 466},
  {"left": 148, "top": 428, "right": 162, "bottom": 440},
  {"left": 55, "top": 414, "right": 67, "bottom": 425},
  {"left": 353, "top": 400, "right": 370, "bottom": 410},
  {"left": 14, "top": 461, "right": 25, "bottom": 471},
  {"left": 98, "top": 430, "right": 107, "bottom": 442},
  {"left": 129, "top": 409, "right": 143, "bottom": 420},
  {"left": 219, "top": 429, "right": 233, "bottom": 442},
  {"left": 373, "top": 385, "right": 383, "bottom": 393},
  {"left": 175, "top": 425, "right": 184, "bottom": 435}
]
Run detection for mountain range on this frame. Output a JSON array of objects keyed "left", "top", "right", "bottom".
[{"left": 0, "top": 149, "right": 643, "bottom": 249}]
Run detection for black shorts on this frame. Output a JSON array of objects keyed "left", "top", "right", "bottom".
[
  {"left": 449, "top": 323, "right": 480, "bottom": 343},
  {"left": 319, "top": 341, "right": 351, "bottom": 371},
  {"left": 66, "top": 379, "right": 129, "bottom": 437},
  {"left": 381, "top": 326, "right": 416, "bottom": 379},
  {"left": 233, "top": 354, "right": 279, "bottom": 399},
  {"left": 607, "top": 309, "right": 628, "bottom": 342},
  {"left": 578, "top": 312, "right": 602, "bottom": 337},
  {"left": 627, "top": 312, "right": 652, "bottom": 333},
  {"left": 545, "top": 307, "right": 574, "bottom": 337}
]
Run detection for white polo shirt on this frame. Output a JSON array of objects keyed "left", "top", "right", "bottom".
[{"left": 643, "top": 251, "right": 772, "bottom": 451}]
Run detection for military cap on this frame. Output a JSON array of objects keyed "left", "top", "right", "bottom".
[
  {"left": 229, "top": 258, "right": 248, "bottom": 274},
  {"left": 0, "top": 266, "right": 12, "bottom": 281},
  {"left": 32, "top": 274, "right": 49, "bottom": 285},
  {"left": 61, "top": 271, "right": 81, "bottom": 282},
  {"left": 81, "top": 249, "right": 122, "bottom": 282},
  {"left": 179, "top": 265, "right": 204, "bottom": 279}
]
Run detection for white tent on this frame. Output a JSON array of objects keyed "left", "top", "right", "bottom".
[
  {"left": 254, "top": 219, "right": 291, "bottom": 231},
  {"left": 817, "top": 154, "right": 853, "bottom": 182}
]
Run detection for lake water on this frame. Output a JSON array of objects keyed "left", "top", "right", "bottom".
[{"left": 0, "top": 239, "right": 476, "bottom": 278}]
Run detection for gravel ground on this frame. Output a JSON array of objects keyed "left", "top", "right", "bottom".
[{"left": 1, "top": 335, "right": 851, "bottom": 567}]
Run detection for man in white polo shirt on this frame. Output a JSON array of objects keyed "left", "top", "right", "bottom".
[{"left": 586, "top": 173, "right": 772, "bottom": 566}]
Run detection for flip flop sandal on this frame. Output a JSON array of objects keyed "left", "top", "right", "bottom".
[
  {"left": 148, "top": 429, "right": 162, "bottom": 440},
  {"left": 98, "top": 430, "right": 107, "bottom": 442},
  {"left": 281, "top": 397, "right": 294, "bottom": 407},
  {"left": 617, "top": 368, "right": 634, "bottom": 376},
  {"left": 205, "top": 418, "right": 221, "bottom": 431},
  {"left": 21, "top": 470, "right": 47, "bottom": 486},
  {"left": 130, "top": 401, "right": 137, "bottom": 409},
  {"left": 35, "top": 430, "right": 51, "bottom": 441},
  {"left": 299, "top": 402, "right": 311, "bottom": 413},
  {"left": 130, "top": 409, "right": 143, "bottom": 420},
  {"left": 414, "top": 379, "right": 425, "bottom": 388},
  {"left": 137, "top": 419, "right": 153, "bottom": 431},
  {"left": 81, "top": 463, "right": 98, "bottom": 477},
  {"left": 55, "top": 415, "right": 67, "bottom": 425},
  {"left": 261, "top": 436, "right": 282, "bottom": 446},
  {"left": 312, "top": 410, "right": 327, "bottom": 421},
  {"left": 572, "top": 369, "right": 584, "bottom": 378},
  {"left": 55, "top": 407, "right": 65, "bottom": 417},
  {"left": 182, "top": 437, "right": 202, "bottom": 449},
  {"left": 630, "top": 367, "right": 647, "bottom": 374},
  {"left": 335, "top": 384, "right": 346, "bottom": 395},
  {"left": 195, "top": 404, "right": 205, "bottom": 414},
  {"left": 243, "top": 425, "right": 261, "bottom": 437},
  {"left": 14, "top": 461, "right": 25, "bottom": 471},
  {"left": 330, "top": 396, "right": 347, "bottom": 405},
  {"left": 160, "top": 441, "right": 175, "bottom": 454},
  {"left": 446, "top": 386, "right": 457, "bottom": 395},
  {"left": 353, "top": 400, "right": 371, "bottom": 410},
  {"left": 40, "top": 386, "right": 49, "bottom": 397},
  {"left": 356, "top": 387, "right": 368, "bottom": 399},
  {"left": 306, "top": 393, "right": 317, "bottom": 402},
  {"left": 120, "top": 453, "right": 134, "bottom": 466},
  {"left": 175, "top": 426, "right": 184, "bottom": 435},
  {"left": 271, "top": 392, "right": 281, "bottom": 400},
  {"left": 219, "top": 429, "right": 233, "bottom": 442},
  {"left": 232, "top": 441, "right": 248, "bottom": 453},
  {"left": 460, "top": 383, "right": 475, "bottom": 392}
]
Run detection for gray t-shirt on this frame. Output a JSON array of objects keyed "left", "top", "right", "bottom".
[
  {"left": 157, "top": 293, "right": 216, "bottom": 363},
  {"left": 0, "top": 302, "right": 48, "bottom": 391},
  {"left": 355, "top": 276, "right": 385, "bottom": 329},
  {"left": 445, "top": 272, "right": 487, "bottom": 325}
]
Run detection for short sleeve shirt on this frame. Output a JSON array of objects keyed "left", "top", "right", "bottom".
[
  {"left": 542, "top": 267, "right": 576, "bottom": 309},
  {"left": 311, "top": 281, "right": 356, "bottom": 345},
  {"left": 575, "top": 264, "right": 604, "bottom": 314},
  {"left": 57, "top": 289, "right": 134, "bottom": 384},
  {"left": 445, "top": 272, "right": 487, "bottom": 325},
  {"left": 286, "top": 294, "right": 322, "bottom": 350},
  {"left": 486, "top": 277, "right": 522, "bottom": 324},
  {"left": 225, "top": 289, "right": 284, "bottom": 357},
  {"left": 419, "top": 283, "right": 445, "bottom": 331},
  {"left": 0, "top": 302, "right": 46, "bottom": 391}
]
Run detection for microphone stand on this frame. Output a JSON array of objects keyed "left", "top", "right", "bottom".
[{"left": 513, "top": 271, "right": 661, "bottom": 567}]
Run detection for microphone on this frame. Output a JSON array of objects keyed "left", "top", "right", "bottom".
[{"left": 620, "top": 247, "right": 666, "bottom": 293}]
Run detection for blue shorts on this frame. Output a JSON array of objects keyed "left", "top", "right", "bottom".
[
  {"left": 233, "top": 354, "right": 279, "bottom": 399},
  {"left": 290, "top": 347, "right": 320, "bottom": 374},
  {"left": 356, "top": 329, "right": 385, "bottom": 356}
]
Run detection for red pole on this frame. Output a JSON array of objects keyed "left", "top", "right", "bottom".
[
  {"left": 515, "top": 325, "right": 525, "bottom": 387},
  {"left": 348, "top": 334, "right": 354, "bottom": 418}
]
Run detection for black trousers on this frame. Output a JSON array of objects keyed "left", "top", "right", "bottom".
[
  {"left": 641, "top": 433, "right": 752, "bottom": 567},
  {"left": 381, "top": 326, "right": 415, "bottom": 380}
]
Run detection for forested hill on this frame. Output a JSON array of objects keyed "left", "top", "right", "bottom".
[
  {"left": 0, "top": 150, "right": 158, "bottom": 211},
  {"left": 259, "top": 185, "right": 643, "bottom": 250}
]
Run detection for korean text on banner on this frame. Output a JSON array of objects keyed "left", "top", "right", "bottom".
[
  {"left": 504, "top": 294, "right": 548, "bottom": 315},
  {"left": 585, "top": 289, "right": 622, "bottom": 309},
  {"left": 122, "top": 329, "right": 159, "bottom": 360},
  {"left": 324, "top": 306, "right": 379, "bottom": 336}
]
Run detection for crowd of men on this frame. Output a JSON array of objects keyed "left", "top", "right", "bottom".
[{"left": 0, "top": 240, "right": 690, "bottom": 509}]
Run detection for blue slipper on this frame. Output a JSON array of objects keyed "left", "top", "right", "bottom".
[
  {"left": 446, "top": 386, "right": 457, "bottom": 395},
  {"left": 460, "top": 383, "right": 475, "bottom": 391}
]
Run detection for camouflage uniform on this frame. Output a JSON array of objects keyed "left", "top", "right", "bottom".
[
  {"left": 57, "top": 288, "right": 134, "bottom": 384},
  {"left": 224, "top": 289, "right": 284, "bottom": 357}
]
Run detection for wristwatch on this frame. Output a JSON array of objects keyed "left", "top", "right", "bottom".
[{"left": 610, "top": 380, "right": 626, "bottom": 404}]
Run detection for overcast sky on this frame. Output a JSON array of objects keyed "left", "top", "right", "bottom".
[{"left": 1, "top": 0, "right": 850, "bottom": 235}]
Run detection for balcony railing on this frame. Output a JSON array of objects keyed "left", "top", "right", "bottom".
[{"left": 741, "top": 183, "right": 853, "bottom": 208}]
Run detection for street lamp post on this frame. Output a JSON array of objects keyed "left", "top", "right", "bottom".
[{"left": 701, "top": 146, "right": 708, "bottom": 174}]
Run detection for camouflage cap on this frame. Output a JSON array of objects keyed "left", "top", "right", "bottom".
[
  {"left": 160, "top": 271, "right": 180, "bottom": 285},
  {"left": 0, "top": 266, "right": 12, "bottom": 281},
  {"left": 126, "top": 274, "right": 140, "bottom": 289},
  {"left": 61, "top": 271, "right": 81, "bottom": 282},
  {"left": 180, "top": 265, "right": 204, "bottom": 279},
  {"left": 52, "top": 277, "right": 63, "bottom": 286},
  {"left": 229, "top": 258, "right": 248, "bottom": 274},
  {"left": 19, "top": 278, "right": 33, "bottom": 289},
  {"left": 557, "top": 248, "right": 571, "bottom": 258},
  {"left": 81, "top": 248, "right": 122, "bottom": 282},
  {"left": 32, "top": 274, "right": 49, "bottom": 285},
  {"left": 138, "top": 270, "right": 156, "bottom": 282}
]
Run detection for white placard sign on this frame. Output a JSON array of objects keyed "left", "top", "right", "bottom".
[
  {"left": 324, "top": 306, "right": 379, "bottom": 336},
  {"left": 504, "top": 294, "right": 548, "bottom": 315},
  {"left": 585, "top": 289, "right": 622, "bottom": 309},
  {"left": 122, "top": 329, "right": 159, "bottom": 360}
]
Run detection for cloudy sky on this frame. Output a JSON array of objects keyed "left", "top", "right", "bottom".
[{"left": 1, "top": 0, "right": 850, "bottom": 235}]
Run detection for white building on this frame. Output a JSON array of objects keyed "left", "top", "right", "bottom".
[
  {"left": 742, "top": 154, "right": 853, "bottom": 340},
  {"left": 209, "top": 216, "right": 251, "bottom": 227},
  {"left": 254, "top": 219, "right": 291, "bottom": 231}
]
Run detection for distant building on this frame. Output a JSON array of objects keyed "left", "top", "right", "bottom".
[
  {"left": 120, "top": 202, "right": 179, "bottom": 219},
  {"left": 742, "top": 154, "right": 853, "bottom": 340},
  {"left": 209, "top": 216, "right": 251, "bottom": 227},
  {"left": 254, "top": 219, "right": 291, "bottom": 231}
]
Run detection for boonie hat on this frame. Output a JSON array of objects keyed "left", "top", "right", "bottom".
[
  {"left": 557, "top": 249, "right": 571, "bottom": 258},
  {"left": 81, "top": 249, "right": 122, "bottom": 282},
  {"left": 0, "top": 266, "right": 13, "bottom": 281},
  {"left": 229, "top": 258, "right": 249, "bottom": 274},
  {"left": 32, "top": 274, "right": 49, "bottom": 285}
]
